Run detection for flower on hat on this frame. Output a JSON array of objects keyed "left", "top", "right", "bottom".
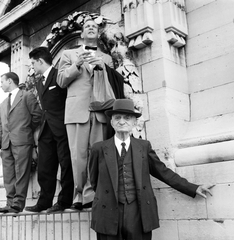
[{"left": 43, "top": 11, "right": 113, "bottom": 50}]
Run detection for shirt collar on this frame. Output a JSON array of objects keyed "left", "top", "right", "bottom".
[
  {"left": 43, "top": 66, "right": 53, "bottom": 80},
  {"left": 9, "top": 88, "right": 19, "bottom": 105},
  {"left": 10, "top": 87, "right": 19, "bottom": 95},
  {"left": 114, "top": 135, "right": 130, "bottom": 155}
]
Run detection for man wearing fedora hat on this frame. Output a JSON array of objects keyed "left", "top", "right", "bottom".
[{"left": 89, "top": 99, "right": 214, "bottom": 240}]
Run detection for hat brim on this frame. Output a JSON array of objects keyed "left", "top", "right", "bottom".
[{"left": 105, "top": 109, "right": 142, "bottom": 118}]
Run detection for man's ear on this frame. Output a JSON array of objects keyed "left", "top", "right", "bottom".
[
  {"left": 39, "top": 58, "right": 44, "bottom": 65},
  {"left": 110, "top": 118, "right": 114, "bottom": 127},
  {"left": 133, "top": 118, "right": 137, "bottom": 126}
]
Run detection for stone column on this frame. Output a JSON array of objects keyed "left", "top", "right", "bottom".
[
  {"left": 11, "top": 35, "right": 30, "bottom": 84},
  {"left": 123, "top": 0, "right": 189, "bottom": 163},
  {"left": 2, "top": 21, "right": 30, "bottom": 84}
]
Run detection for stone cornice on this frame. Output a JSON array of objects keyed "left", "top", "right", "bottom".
[
  {"left": 0, "top": 0, "right": 44, "bottom": 32},
  {"left": 0, "top": 39, "right": 10, "bottom": 53}
]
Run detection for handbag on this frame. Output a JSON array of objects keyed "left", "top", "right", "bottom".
[{"left": 89, "top": 65, "right": 116, "bottom": 111}]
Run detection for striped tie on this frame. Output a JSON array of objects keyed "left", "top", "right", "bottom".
[{"left": 121, "top": 142, "right": 127, "bottom": 158}]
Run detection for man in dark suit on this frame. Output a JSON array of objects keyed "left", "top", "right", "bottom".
[
  {"left": 0, "top": 72, "right": 42, "bottom": 213},
  {"left": 89, "top": 99, "right": 214, "bottom": 240},
  {"left": 25, "top": 47, "right": 74, "bottom": 213}
]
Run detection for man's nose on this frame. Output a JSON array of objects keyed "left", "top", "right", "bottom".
[{"left": 119, "top": 117, "right": 126, "bottom": 124}]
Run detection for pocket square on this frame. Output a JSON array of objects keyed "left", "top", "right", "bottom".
[{"left": 49, "top": 86, "right": 56, "bottom": 90}]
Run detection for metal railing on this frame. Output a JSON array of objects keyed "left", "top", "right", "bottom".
[{"left": 0, "top": 209, "right": 96, "bottom": 240}]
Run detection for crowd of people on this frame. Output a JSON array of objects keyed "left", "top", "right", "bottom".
[{"left": 0, "top": 16, "right": 214, "bottom": 240}]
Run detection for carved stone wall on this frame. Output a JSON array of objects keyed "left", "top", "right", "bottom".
[
  {"left": 122, "top": 0, "right": 154, "bottom": 49},
  {"left": 11, "top": 35, "right": 30, "bottom": 83}
]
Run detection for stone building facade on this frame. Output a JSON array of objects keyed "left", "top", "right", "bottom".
[{"left": 0, "top": 0, "right": 233, "bottom": 239}]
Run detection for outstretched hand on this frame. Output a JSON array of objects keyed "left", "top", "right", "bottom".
[{"left": 196, "top": 184, "right": 215, "bottom": 199}]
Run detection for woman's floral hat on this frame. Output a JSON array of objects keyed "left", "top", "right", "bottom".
[
  {"left": 44, "top": 11, "right": 113, "bottom": 49},
  {"left": 73, "top": 11, "right": 113, "bottom": 28},
  {"left": 51, "top": 11, "right": 112, "bottom": 36}
]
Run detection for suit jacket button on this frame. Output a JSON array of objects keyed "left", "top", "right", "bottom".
[
  {"left": 102, "top": 205, "right": 106, "bottom": 209},
  {"left": 105, "top": 190, "right": 109, "bottom": 193},
  {"left": 147, "top": 201, "right": 150, "bottom": 205},
  {"left": 143, "top": 186, "right": 146, "bottom": 189}
]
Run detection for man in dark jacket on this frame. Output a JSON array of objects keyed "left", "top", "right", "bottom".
[
  {"left": 25, "top": 47, "right": 74, "bottom": 213},
  {"left": 89, "top": 99, "right": 214, "bottom": 240}
]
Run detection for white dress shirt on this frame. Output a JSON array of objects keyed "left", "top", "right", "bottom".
[
  {"left": 42, "top": 66, "right": 53, "bottom": 85},
  {"left": 114, "top": 135, "right": 130, "bottom": 156},
  {"left": 9, "top": 88, "right": 19, "bottom": 105}
]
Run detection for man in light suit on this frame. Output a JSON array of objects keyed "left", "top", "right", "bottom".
[
  {"left": 89, "top": 99, "right": 214, "bottom": 240},
  {"left": 25, "top": 47, "right": 74, "bottom": 213},
  {"left": 0, "top": 72, "right": 42, "bottom": 213},
  {"left": 57, "top": 18, "right": 114, "bottom": 210}
]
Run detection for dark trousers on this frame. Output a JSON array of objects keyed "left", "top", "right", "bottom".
[
  {"left": 37, "top": 122, "right": 74, "bottom": 208},
  {"left": 97, "top": 200, "right": 152, "bottom": 240}
]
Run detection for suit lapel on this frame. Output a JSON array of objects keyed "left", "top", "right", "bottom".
[
  {"left": 9, "top": 89, "right": 22, "bottom": 114},
  {"left": 103, "top": 138, "right": 118, "bottom": 200},
  {"left": 42, "top": 68, "right": 55, "bottom": 95},
  {"left": 131, "top": 137, "right": 143, "bottom": 190}
]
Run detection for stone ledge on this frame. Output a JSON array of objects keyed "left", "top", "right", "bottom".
[
  {"left": 0, "top": 0, "right": 43, "bottom": 32},
  {"left": 175, "top": 140, "right": 234, "bottom": 167},
  {"left": 153, "top": 219, "right": 234, "bottom": 240}
]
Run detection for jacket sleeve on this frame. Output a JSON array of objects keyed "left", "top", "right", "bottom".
[
  {"left": 57, "top": 50, "right": 82, "bottom": 88},
  {"left": 147, "top": 141, "right": 198, "bottom": 198},
  {"left": 26, "top": 91, "right": 42, "bottom": 131},
  {"left": 105, "top": 64, "right": 125, "bottom": 99}
]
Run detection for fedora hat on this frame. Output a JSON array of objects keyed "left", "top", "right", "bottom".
[{"left": 105, "top": 99, "right": 142, "bottom": 118}]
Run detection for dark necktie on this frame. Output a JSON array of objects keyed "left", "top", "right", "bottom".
[
  {"left": 121, "top": 142, "right": 127, "bottom": 158},
  {"left": 7, "top": 93, "right": 12, "bottom": 115},
  {"left": 85, "top": 45, "right": 97, "bottom": 51},
  {"left": 41, "top": 76, "right": 45, "bottom": 85}
]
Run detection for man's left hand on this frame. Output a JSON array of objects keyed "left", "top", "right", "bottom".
[
  {"left": 196, "top": 184, "right": 215, "bottom": 199},
  {"left": 87, "top": 56, "right": 104, "bottom": 70}
]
